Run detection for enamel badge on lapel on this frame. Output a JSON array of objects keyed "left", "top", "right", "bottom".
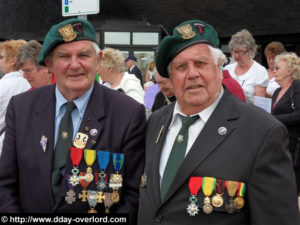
[
  {"left": 218, "top": 127, "right": 227, "bottom": 135},
  {"left": 90, "top": 129, "right": 98, "bottom": 136},
  {"left": 40, "top": 135, "right": 47, "bottom": 152},
  {"left": 73, "top": 132, "right": 88, "bottom": 148}
]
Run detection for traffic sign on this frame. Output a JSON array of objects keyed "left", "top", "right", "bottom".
[{"left": 62, "top": 0, "right": 100, "bottom": 17}]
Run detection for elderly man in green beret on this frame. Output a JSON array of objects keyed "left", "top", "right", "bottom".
[
  {"left": 0, "top": 18, "right": 146, "bottom": 224},
  {"left": 138, "top": 19, "right": 300, "bottom": 225}
]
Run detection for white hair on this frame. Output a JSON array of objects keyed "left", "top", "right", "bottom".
[
  {"left": 167, "top": 44, "right": 227, "bottom": 73},
  {"left": 92, "top": 42, "right": 101, "bottom": 55}
]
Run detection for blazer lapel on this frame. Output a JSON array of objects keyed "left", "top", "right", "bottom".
[
  {"left": 149, "top": 105, "right": 174, "bottom": 206},
  {"left": 161, "top": 92, "right": 239, "bottom": 205},
  {"left": 32, "top": 86, "right": 56, "bottom": 206}
]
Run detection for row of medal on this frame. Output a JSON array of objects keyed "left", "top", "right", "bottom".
[
  {"left": 64, "top": 147, "right": 124, "bottom": 214},
  {"left": 186, "top": 177, "right": 246, "bottom": 216}
]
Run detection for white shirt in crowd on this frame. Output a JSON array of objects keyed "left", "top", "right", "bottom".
[{"left": 0, "top": 70, "right": 30, "bottom": 155}]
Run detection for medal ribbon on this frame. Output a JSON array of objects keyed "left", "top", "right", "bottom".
[
  {"left": 225, "top": 180, "right": 238, "bottom": 197},
  {"left": 97, "top": 151, "right": 110, "bottom": 171},
  {"left": 70, "top": 147, "right": 83, "bottom": 166},
  {"left": 80, "top": 171, "right": 91, "bottom": 189},
  {"left": 113, "top": 153, "right": 124, "bottom": 172},
  {"left": 202, "top": 177, "right": 216, "bottom": 197},
  {"left": 188, "top": 177, "right": 203, "bottom": 195},
  {"left": 84, "top": 149, "right": 96, "bottom": 166},
  {"left": 237, "top": 182, "right": 246, "bottom": 197},
  {"left": 216, "top": 179, "right": 225, "bottom": 194}
]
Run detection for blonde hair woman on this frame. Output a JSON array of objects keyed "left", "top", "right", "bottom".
[
  {"left": 99, "top": 47, "right": 144, "bottom": 104},
  {"left": 271, "top": 52, "right": 300, "bottom": 194}
]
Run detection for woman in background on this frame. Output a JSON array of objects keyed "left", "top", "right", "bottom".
[
  {"left": 99, "top": 47, "right": 144, "bottom": 104},
  {"left": 225, "top": 29, "right": 268, "bottom": 103},
  {"left": 271, "top": 52, "right": 300, "bottom": 194},
  {"left": 264, "top": 41, "right": 286, "bottom": 97}
]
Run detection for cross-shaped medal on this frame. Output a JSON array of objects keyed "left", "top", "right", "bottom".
[
  {"left": 79, "top": 189, "right": 89, "bottom": 202},
  {"left": 65, "top": 190, "right": 76, "bottom": 204},
  {"left": 225, "top": 199, "right": 236, "bottom": 214},
  {"left": 97, "top": 191, "right": 106, "bottom": 203}
]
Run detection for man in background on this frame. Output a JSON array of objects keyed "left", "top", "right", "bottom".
[
  {"left": 152, "top": 70, "right": 176, "bottom": 112},
  {"left": 125, "top": 55, "right": 143, "bottom": 87}
]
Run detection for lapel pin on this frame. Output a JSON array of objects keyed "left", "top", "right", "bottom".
[
  {"left": 40, "top": 135, "right": 47, "bottom": 152},
  {"left": 84, "top": 126, "right": 89, "bottom": 132},
  {"left": 177, "top": 135, "right": 184, "bottom": 143},
  {"left": 218, "top": 127, "right": 227, "bottom": 135},
  {"left": 156, "top": 125, "right": 164, "bottom": 144},
  {"left": 90, "top": 129, "right": 98, "bottom": 136}
]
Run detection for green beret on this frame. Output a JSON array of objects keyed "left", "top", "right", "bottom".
[
  {"left": 156, "top": 19, "right": 220, "bottom": 77},
  {"left": 38, "top": 18, "right": 97, "bottom": 65}
]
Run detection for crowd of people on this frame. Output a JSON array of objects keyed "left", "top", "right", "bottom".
[{"left": 0, "top": 17, "right": 299, "bottom": 224}]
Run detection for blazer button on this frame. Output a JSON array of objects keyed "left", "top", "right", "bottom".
[{"left": 155, "top": 215, "right": 162, "bottom": 223}]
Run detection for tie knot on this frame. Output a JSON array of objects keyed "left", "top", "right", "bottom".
[
  {"left": 180, "top": 115, "right": 199, "bottom": 128},
  {"left": 65, "top": 101, "right": 76, "bottom": 113}
]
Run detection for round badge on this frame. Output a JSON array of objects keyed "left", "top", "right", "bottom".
[
  {"left": 218, "top": 127, "right": 227, "bottom": 135},
  {"left": 90, "top": 129, "right": 98, "bottom": 136}
]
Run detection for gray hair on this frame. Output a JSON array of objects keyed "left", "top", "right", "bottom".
[
  {"left": 17, "top": 40, "right": 42, "bottom": 68},
  {"left": 228, "top": 29, "right": 257, "bottom": 59},
  {"left": 275, "top": 52, "right": 300, "bottom": 80},
  {"left": 167, "top": 44, "right": 226, "bottom": 73}
]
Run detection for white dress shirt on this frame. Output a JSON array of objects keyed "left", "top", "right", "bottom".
[{"left": 159, "top": 88, "right": 224, "bottom": 185}]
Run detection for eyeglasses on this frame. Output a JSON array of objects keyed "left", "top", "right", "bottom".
[{"left": 231, "top": 50, "right": 249, "bottom": 56}]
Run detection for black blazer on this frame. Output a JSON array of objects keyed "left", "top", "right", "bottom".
[
  {"left": 0, "top": 82, "right": 146, "bottom": 224},
  {"left": 138, "top": 90, "right": 300, "bottom": 225},
  {"left": 272, "top": 80, "right": 300, "bottom": 148},
  {"left": 130, "top": 66, "right": 143, "bottom": 87}
]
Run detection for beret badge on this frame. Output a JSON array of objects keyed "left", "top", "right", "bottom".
[
  {"left": 176, "top": 24, "right": 196, "bottom": 40},
  {"left": 58, "top": 24, "right": 77, "bottom": 42}
]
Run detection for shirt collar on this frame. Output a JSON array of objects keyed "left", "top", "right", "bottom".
[
  {"left": 55, "top": 83, "right": 94, "bottom": 118},
  {"left": 170, "top": 87, "right": 224, "bottom": 127}
]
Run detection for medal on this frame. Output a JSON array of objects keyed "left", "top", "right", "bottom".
[
  {"left": 186, "top": 177, "right": 202, "bottom": 216},
  {"left": 84, "top": 149, "right": 96, "bottom": 182},
  {"left": 202, "top": 177, "right": 216, "bottom": 214},
  {"left": 225, "top": 181, "right": 238, "bottom": 214},
  {"left": 73, "top": 132, "right": 88, "bottom": 148},
  {"left": 65, "top": 189, "right": 76, "bottom": 204},
  {"left": 109, "top": 153, "right": 124, "bottom": 203},
  {"left": 104, "top": 192, "right": 113, "bottom": 213},
  {"left": 64, "top": 174, "right": 76, "bottom": 204},
  {"left": 78, "top": 172, "right": 91, "bottom": 202},
  {"left": 211, "top": 179, "right": 225, "bottom": 208},
  {"left": 68, "top": 147, "right": 83, "bottom": 187},
  {"left": 96, "top": 151, "right": 110, "bottom": 191},
  {"left": 234, "top": 182, "right": 246, "bottom": 209},
  {"left": 87, "top": 190, "right": 98, "bottom": 213}
]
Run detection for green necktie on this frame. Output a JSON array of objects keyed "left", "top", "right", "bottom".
[
  {"left": 160, "top": 114, "right": 199, "bottom": 201},
  {"left": 51, "top": 101, "right": 76, "bottom": 195}
]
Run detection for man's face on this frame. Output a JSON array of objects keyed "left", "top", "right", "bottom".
[
  {"left": 155, "top": 73, "right": 174, "bottom": 98},
  {"left": 46, "top": 40, "right": 101, "bottom": 100},
  {"left": 0, "top": 50, "right": 12, "bottom": 74},
  {"left": 21, "top": 61, "right": 51, "bottom": 88},
  {"left": 169, "top": 43, "right": 222, "bottom": 114}
]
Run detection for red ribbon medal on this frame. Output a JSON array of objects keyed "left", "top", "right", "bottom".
[{"left": 186, "top": 177, "right": 203, "bottom": 216}]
